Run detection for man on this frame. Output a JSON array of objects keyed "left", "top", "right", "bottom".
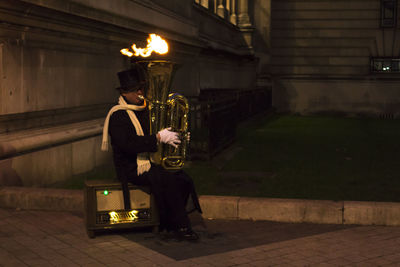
[{"left": 101, "top": 64, "right": 202, "bottom": 241}]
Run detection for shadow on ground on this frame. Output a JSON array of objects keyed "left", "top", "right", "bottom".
[{"left": 121, "top": 218, "right": 353, "bottom": 261}]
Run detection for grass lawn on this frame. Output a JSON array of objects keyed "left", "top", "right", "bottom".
[
  {"left": 184, "top": 114, "right": 400, "bottom": 202},
  {"left": 51, "top": 113, "right": 400, "bottom": 203}
]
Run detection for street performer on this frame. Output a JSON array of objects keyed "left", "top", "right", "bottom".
[{"left": 101, "top": 64, "right": 202, "bottom": 241}]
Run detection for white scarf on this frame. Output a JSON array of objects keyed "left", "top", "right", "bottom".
[{"left": 101, "top": 96, "right": 151, "bottom": 175}]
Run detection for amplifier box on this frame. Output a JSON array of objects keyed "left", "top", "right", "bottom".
[{"left": 84, "top": 180, "right": 159, "bottom": 238}]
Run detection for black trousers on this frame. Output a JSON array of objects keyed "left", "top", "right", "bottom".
[{"left": 128, "top": 165, "right": 202, "bottom": 231}]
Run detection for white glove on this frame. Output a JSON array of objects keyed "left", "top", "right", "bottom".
[{"left": 158, "top": 127, "right": 181, "bottom": 148}]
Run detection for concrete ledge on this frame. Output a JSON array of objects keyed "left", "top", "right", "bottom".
[
  {"left": 0, "top": 119, "right": 103, "bottom": 160},
  {"left": 344, "top": 201, "right": 400, "bottom": 226},
  {"left": 1, "top": 187, "right": 400, "bottom": 226},
  {"left": 199, "top": 195, "right": 240, "bottom": 220},
  {"left": 0, "top": 187, "right": 83, "bottom": 212},
  {"left": 238, "top": 197, "right": 343, "bottom": 224}
]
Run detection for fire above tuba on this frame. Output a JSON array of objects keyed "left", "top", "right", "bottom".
[{"left": 136, "top": 60, "right": 189, "bottom": 170}]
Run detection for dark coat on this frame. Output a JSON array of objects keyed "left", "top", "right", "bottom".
[
  {"left": 108, "top": 108, "right": 157, "bottom": 182},
  {"left": 108, "top": 106, "right": 202, "bottom": 231}
]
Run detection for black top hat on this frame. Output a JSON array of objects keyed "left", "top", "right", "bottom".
[{"left": 116, "top": 64, "right": 147, "bottom": 92}]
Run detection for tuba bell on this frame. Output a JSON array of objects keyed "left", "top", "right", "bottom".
[{"left": 136, "top": 60, "right": 189, "bottom": 170}]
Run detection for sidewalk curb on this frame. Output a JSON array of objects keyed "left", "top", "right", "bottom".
[
  {"left": 0, "top": 187, "right": 83, "bottom": 212},
  {"left": 1, "top": 186, "right": 399, "bottom": 226},
  {"left": 200, "top": 196, "right": 400, "bottom": 226}
]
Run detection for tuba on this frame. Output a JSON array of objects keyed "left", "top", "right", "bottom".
[{"left": 137, "top": 60, "right": 189, "bottom": 170}]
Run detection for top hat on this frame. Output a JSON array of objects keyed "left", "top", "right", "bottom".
[{"left": 116, "top": 64, "right": 147, "bottom": 92}]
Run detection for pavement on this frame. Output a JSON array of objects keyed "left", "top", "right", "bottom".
[
  {"left": 1, "top": 207, "right": 400, "bottom": 266},
  {"left": 1, "top": 187, "right": 400, "bottom": 266}
]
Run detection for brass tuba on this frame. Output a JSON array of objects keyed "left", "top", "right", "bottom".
[{"left": 136, "top": 60, "right": 189, "bottom": 170}]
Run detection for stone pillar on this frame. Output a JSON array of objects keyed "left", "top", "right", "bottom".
[
  {"left": 238, "top": 0, "right": 251, "bottom": 27},
  {"left": 238, "top": 0, "right": 254, "bottom": 49},
  {"left": 230, "top": 0, "right": 237, "bottom": 25}
]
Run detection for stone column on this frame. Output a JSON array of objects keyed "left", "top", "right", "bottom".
[
  {"left": 237, "top": 0, "right": 253, "bottom": 49},
  {"left": 230, "top": 0, "right": 237, "bottom": 25},
  {"left": 238, "top": 0, "right": 251, "bottom": 27}
]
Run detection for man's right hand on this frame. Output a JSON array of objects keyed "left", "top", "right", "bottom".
[{"left": 157, "top": 128, "right": 181, "bottom": 148}]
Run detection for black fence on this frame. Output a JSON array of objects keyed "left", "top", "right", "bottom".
[
  {"left": 187, "top": 87, "right": 271, "bottom": 160},
  {"left": 236, "top": 87, "right": 272, "bottom": 121}
]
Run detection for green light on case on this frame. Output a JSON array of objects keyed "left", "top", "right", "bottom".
[{"left": 103, "top": 190, "right": 109, "bottom": 196}]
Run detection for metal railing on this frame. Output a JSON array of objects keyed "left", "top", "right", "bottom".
[
  {"left": 187, "top": 87, "right": 271, "bottom": 160},
  {"left": 188, "top": 94, "right": 237, "bottom": 160}
]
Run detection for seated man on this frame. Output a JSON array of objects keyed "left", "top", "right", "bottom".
[{"left": 101, "top": 64, "right": 202, "bottom": 241}]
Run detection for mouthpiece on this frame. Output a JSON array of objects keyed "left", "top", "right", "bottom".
[{"left": 138, "top": 95, "right": 145, "bottom": 100}]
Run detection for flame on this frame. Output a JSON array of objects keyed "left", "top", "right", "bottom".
[
  {"left": 120, "top": 34, "right": 169, "bottom": 58},
  {"left": 120, "top": 48, "right": 133, "bottom": 57}
]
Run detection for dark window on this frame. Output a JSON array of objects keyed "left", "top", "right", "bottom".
[
  {"left": 371, "top": 58, "right": 400, "bottom": 73},
  {"left": 381, "top": 0, "right": 397, "bottom": 27}
]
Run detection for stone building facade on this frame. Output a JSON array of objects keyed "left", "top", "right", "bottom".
[
  {"left": 271, "top": 0, "right": 400, "bottom": 117},
  {"left": 1, "top": 0, "right": 398, "bottom": 187},
  {"left": 0, "top": 0, "right": 269, "bottom": 186}
]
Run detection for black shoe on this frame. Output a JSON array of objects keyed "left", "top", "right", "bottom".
[{"left": 174, "top": 227, "right": 199, "bottom": 241}]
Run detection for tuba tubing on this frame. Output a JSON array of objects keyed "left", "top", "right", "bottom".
[{"left": 137, "top": 60, "right": 189, "bottom": 170}]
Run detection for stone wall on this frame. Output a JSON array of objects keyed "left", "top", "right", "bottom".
[{"left": 270, "top": 0, "right": 400, "bottom": 117}]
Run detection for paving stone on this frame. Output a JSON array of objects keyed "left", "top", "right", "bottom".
[
  {"left": 20, "top": 258, "right": 52, "bottom": 266},
  {"left": 48, "top": 258, "right": 80, "bottom": 266},
  {"left": 14, "top": 249, "right": 41, "bottom": 262},
  {"left": 1, "top": 259, "right": 29, "bottom": 267},
  {"left": 227, "top": 256, "right": 253, "bottom": 265},
  {"left": 82, "top": 263, "right": 108, "bottom": 267},
  {"left": 246, "top": 251, "right": 273, "bottom": 261},
  {"left": 91, "top": 253, "right": 127, "bottom": 264},
  {"left": 251, "top": 260, "right": 275, "bottom": 267},
  {"left": 314, "top": 263, "right": 336, "bottom": 267},
  {"left": 169, "top": 259, "right": 197, "bottom": 266},
  {"left": 100, "top": 259, "right": 134, "bottom": 267}
]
